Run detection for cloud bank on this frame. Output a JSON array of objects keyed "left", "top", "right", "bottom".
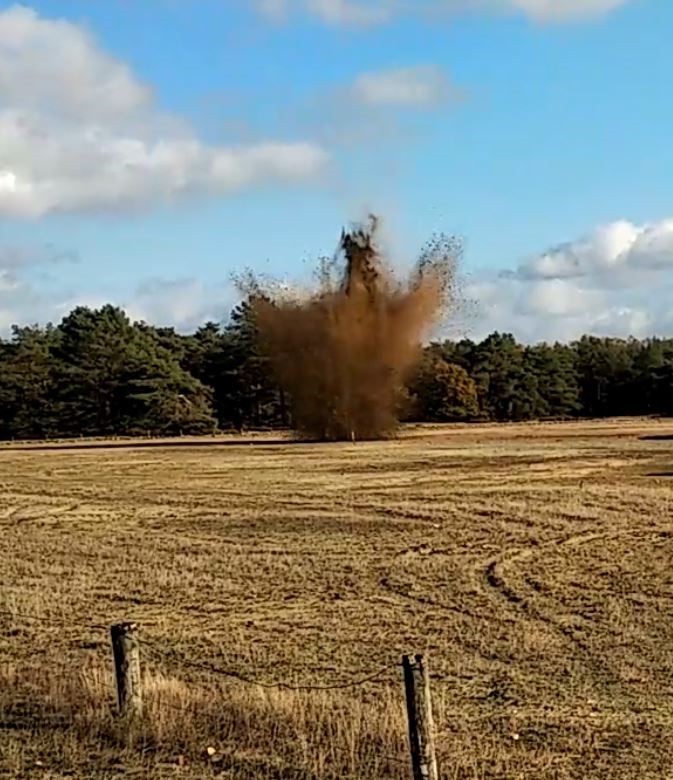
[
  {"left": 4, "top": 218, "right": 672, "bottom": 343},
  {"left": 0, "top": 5, "right": 328, "bottom": 218},
  {"left": 465, "top": 219, "right": 673, "bottom": 342},
  {"left": 0, "top": 242, "right": 236, "bottom": 335}
]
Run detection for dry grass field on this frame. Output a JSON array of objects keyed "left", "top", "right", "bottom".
[{"left": 1, "top": 419, "right": 673, "bottom": 779}]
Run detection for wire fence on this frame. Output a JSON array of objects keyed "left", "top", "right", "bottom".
[
  {"left": 0, "top": 609, "right": 458, "bottom": 776},
  {"left": 0, "top": 608, "right": 402, "bottom": 692},
  {"left": 2, "top": 606, "right": 673, "bottom": 779},
  {"left": 139, "top": 636, "right": 400, "bottom": 691},
  {"left": 0, "top": 607, "right": 108, "bottom": 631},
  {"left": 3, "top": 606, "right": 672, "bottom": 696}
]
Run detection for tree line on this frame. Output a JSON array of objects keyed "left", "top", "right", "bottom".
[{"left": 1, "top": 301, "right": 672, "bottom": 440}]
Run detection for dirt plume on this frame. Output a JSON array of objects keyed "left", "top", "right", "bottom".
[{"left": 248, "top": 216, "right": 459, "bottom": 441}]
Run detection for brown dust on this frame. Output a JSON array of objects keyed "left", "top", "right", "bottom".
[{"left": 249, "top": 216, "right": 458, "bottom": 440}]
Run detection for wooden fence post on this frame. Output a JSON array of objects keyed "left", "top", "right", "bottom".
[
  {"left": 403, "top": 654, "right": 438, "bottom": 780},
  {"left": 110, "top": 622, "right": 142, "bottom": 719}
]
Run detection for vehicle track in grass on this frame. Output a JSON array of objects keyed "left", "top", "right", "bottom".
[{"left": 478, "top": 525, "right": 673, "bottom": 685}]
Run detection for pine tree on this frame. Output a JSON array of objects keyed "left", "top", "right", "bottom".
[
  {"left": 54, "top": 306, "right": 216, "bottom": 435},
  {"left": 225, "top": 297, "right": 283, "bottom": 429},
  {"left": 1, "top": 325, "right": 61, "bottom": 439}
]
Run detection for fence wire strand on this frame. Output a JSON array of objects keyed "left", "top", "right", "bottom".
[
  {"left": 2, "top": 610, "right": 400, "bottom": 692},
  {"left": 0, "top": 608, "right": 107, "bottom": 631},
  {"left": 140, "top": 637, "right": 399, "bottom": 691}
]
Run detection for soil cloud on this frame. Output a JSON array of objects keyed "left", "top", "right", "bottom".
[{"left": 248, "top": 216, "right": 458, "bottom": 440}]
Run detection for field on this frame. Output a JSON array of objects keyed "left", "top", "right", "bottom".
[{"left": 1, "top": 419, "right": 673, "bottom": 779}]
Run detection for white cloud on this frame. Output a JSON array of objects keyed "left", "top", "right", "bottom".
[
  {"left": 0, "top": 244, "right": 236, "bottom": 335},
  {"left": 509, "top": 220, "right": 673, "bottom": 282},
  {"left": 0, "top": 5, "right": 150, "bottom": 123},
  {"left": 124, "top": 278, "right": 235, "bottom": 332},
  {"left": 307, "top": 0, "right": 391, "bottom": 24},
  {"left": 526, "top": 278, "right": 603, "bottom": 317},
  {"left": 352, "top": 66, "right": 453, "bottom": 107},
  {"left": 0, "top": 5, "right": 328, "bottom": 218},
  {"left": 255, "top": 0, "right": 392, "bottom": 25},
  {"left": 3, "top": 217, "right": 673, "bottom": 342},
  {"left": 255, "top": 0, "right": 631, "bottom": 25},
  {"left": 508, "top": 0, "right": 628, "bottom": 22},
  {"left": 466, "top": 218, "right": 673, "bottom": 343},
  {"left": 627, "top": 220, "right": 673, "bottom": 271},
  {"left": 0, "top": 241, "right": 71, "bottom": 331}
]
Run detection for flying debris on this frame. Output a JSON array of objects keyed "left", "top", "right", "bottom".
[{"left": 242, "top": 215, "right": 459, "bottom": 441}]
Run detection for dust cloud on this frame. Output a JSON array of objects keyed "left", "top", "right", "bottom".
[{"left": 247, "top": 215, "right": 459, "bottom": 441}]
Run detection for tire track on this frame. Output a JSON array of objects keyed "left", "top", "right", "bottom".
[
  {"left": 481, "top": 527, "right": 667, "bottom": 609},
  {"left": 478, "top": 527, "right": 672, "bottom": 682},
  {"left": 482, "top": 529, "right": 612, "bottom": 608}
]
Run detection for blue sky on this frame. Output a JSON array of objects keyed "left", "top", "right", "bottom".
[{"left": 1, "top": 0, "right": 672, "bottom": 341}]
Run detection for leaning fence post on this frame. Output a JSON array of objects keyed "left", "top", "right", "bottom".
[
  {"left": 403, "top": 654, "right": 438, "bottom": 780},
  {"left": 110, "top": 622, "right": 142, "bottom": 719}
]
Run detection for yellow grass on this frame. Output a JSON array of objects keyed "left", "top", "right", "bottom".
[{"left": 1, "top": 419, "right": 673, "bottom": 778}]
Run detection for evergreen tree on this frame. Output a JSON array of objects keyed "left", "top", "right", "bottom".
[
  {"left": 573, "top": 336, "right": 635, "bottom": 417},
  {"left": 225, "top": 297, "right": 283, "bottom": 429},
  {"left": 0, "top": 325, "right": 61, "bottom": 439},
  {"left": 183, "top": 323, "right": 242, "bottom": 429},
  {"left": 524, "top": 343, "right": 580, "bottom": 418},
  {"left": 471, "top": 333, "right": 529, "bottom": 420},
  {"left": 2, "top": 300, "right": 673, "bottom": 440},
  {"left": 54, "top": 306, "right": 216, "bottom": 435}
]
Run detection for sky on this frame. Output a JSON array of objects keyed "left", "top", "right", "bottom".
[{"left": 0, "top": 0, "right": 671, "bottom": 342}]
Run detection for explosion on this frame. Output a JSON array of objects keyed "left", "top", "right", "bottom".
[{"left": 249, "top": 215, "right": 459, "bottom": 441}]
